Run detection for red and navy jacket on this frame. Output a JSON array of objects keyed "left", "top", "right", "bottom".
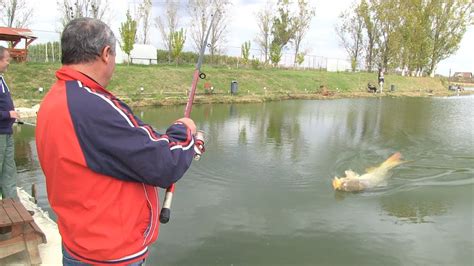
[
  {"left": 36, "top": 66, "right": 196, "bottom": 264},
  {"left": 0, "top": 75, "right": 15, "bottom": 134}
]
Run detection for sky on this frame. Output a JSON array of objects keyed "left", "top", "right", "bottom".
[{"left": 14, "top": 0, "right": 474, "bottom": 76}]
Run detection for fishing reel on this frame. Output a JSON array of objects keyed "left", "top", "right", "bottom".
[{"left": 193, "top": 130, "right": 206, "bottom": 160}]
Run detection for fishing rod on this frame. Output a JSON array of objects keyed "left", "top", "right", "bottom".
[
  {"left": 159, "top": 11, "right": 218, "bottom": 224},
  {"left": 16, "top": 120, "right": 37, "bottom": 127}
]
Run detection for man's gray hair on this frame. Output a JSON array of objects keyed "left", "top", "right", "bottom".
[
  {"left": 0, "top": 46, "right": 7, "bottom": 60},
  {"left": 61, "top": 17, "right": 116, "bottom": 65}
]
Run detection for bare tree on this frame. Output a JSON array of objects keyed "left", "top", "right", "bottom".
[
  {"left": 292, "top": 0, "right": 315, "bottom": 66},
  {"left": 138, "top": 0, "right": 152, "bottom": 44},
  {"left": 255, "top": 1, "right": 273, "bottom": 64},
  {"left": 58, "top": 0, "right": 110, "bottom": 28},
  {"left": 156, "top": 0, "right": 180, "bottom": 63},
  {"left": 188, "top": 0, "right": 230, "bottom": 61},
  {"left": 0, "top": 0, "right": 33, "bottom": 28},
  {"left": 188, "top": 0, "right": 208, "bottom": 52},
  {"left": 335, "top": 2, "right": 364, "bottom": 71},
  {"left": 208, "top": 0, "right": 230, "bottom": 60}
]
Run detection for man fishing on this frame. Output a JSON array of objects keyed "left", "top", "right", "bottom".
[
  {"left": 0, "top": 46, "right": 20, "bottom": 200},
  {"left": 36, "top": 18, "right": 203, "bottom": 265}
]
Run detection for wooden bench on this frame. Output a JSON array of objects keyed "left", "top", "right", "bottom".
[{"left": 0, "top": 199, "right": 47, "bottom": 265}]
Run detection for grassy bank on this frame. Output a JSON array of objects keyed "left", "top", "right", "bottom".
[{"left": 5, "top": 62, "right": 468, "bottom": 107}]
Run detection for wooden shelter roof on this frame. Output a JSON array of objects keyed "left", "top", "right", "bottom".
[
  {"left": 0, "top": 27, "right": 37, "bottom": 62},
  {"left": 0, "top": 27, "right": 37, "bottom": 43}
]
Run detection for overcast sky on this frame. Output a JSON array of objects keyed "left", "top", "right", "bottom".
[{"left": 22, "top": 0, "right": 474, "bottom": 76}]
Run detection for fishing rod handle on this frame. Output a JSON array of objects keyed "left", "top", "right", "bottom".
[
  {"left": 159, "top": 184, "right": 175, "bottom": 224},
  {"left": 15, "top": 120, "right": 37, "bottom": 127}
]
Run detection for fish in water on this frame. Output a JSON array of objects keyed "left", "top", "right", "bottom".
[{"left": 332, "top": 152, "right": 404, "bottom": 192}]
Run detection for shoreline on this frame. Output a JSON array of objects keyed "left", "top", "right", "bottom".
[
  {"left": 14, "top": 86, "right": 474, "bottom": 109},
  {"left": 10, "top": 63, "right": 473, "bottom": 108},
  {"left": 113, "top": 89, "right": 474, "bottom": 107}
]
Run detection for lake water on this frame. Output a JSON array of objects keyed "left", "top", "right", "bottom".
[{"left": 15, "top": 95, "right": 474, "bottom": 265}]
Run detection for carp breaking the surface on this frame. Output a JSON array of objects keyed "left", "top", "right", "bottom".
[{"left": 332, "top": 152, "right": 404, "bottom": 192}]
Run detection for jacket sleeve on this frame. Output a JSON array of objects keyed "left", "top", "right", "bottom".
[
  {"left": 0, "top": 111, "right": 10, "bottom": 120},
  {"left": 67, "top": 88, "right": 196, "bottom": 188}
]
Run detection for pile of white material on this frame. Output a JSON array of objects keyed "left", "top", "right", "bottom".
[
  {"left": 15, "top": 104, "right": 40, "bottom": 118},
  {"left": 0, "top": 188, "right": 62, "bottom": 265}
]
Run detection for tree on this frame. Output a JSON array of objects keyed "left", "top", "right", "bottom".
[
  {"left": 155, "top": 0, "right": 180, "bottom": 63},
  {"left": 272, "top": 0, "right": 294, "bottom": 48},
  {"left": 292, "top": 0, "right": 315, "bottom": 66},
  {"left": 58, "top": 0, "right": 110, "bottom": 28},
  {"left": 270, "top": 42, "right": 282, "bottom": 66},
  {"left": 426, "top": 0, "right": 472, "bottom": 76},
  {"left": 336, "top": 2, "right": 364, "bottom": 72},
  {"left": 171, "top": 28, "right": 186, "bottom": 66},
  {"left": 241, "top": 41, "right": 251, "bottom": 65},
  {"left": 371, "top": 0, "right": 403, "bottom": 70},
  {"left": 295, "top": 52, "right": 305, "bottom": 66},
  {"left": 120, "top": 10, "right": 137, "bottom": 64},
  {"left": 397, "top": 0, "right": 432, "bottom": 76},
  {"left": 188, "top": 0, "right": 230, "bottom": 63},
  {"left": 357, "top": 0, "right": 377, "bottom": 72},
  {"left": 255, "top": 1, "right": 273, "bottom": 64},
  {"left": 270, "top": 0, "right": 295, "bottom": 67},
  {"left": 138, "top": 0, "right": 152, "bottom": 44},
  {"left": 0, "top": 0, "right": 33, "bottom": 28},
  {"left": 208, "top": 0, "right": 230, "bottom": 63}
]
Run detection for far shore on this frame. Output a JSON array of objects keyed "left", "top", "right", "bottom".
[
  {"left": 8, "top": 63, "right": 474, "bottom": 108},
  {"left": 14, "top": 86, "right": 474, "bottom": 109}
]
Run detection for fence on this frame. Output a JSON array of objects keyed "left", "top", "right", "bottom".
[
  {"left": 26, "top": 29, "right": 61, "bottom": 63},
  {"left": 21, "top": 28, "right": 357, "bottom": 72}
]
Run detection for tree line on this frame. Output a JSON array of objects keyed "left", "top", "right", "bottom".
[
  {"left": 1, "top": 0, "right": 316, "bottom": 68},
  {"left": 1, "top": 0, "right": 471, "bottom": 75},
  {"left": 335, "top": 0, "right": 473, "bottom": 76},
  {"left": 119, "top": 0, "right": 316, "bottom": 67}
]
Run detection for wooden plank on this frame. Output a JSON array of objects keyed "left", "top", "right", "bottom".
[
  {"left": 25, "top": 238, "right": 42, "bottom": 265},
  {"left": 12, "top": 201, "right": 33, "bottom": 223},
  {"left": 0, "top": 206, "right": 12, "bottom": 226},
  {"left": 0, "top": 198, "right": 14, "bottom": 206},
  {"left": 3, "top": 206, "right": 19, "bottom": 223},
  {"left": 0, "top": 235, "right": 25, "bottom": 259},
  {"left": 28, "top": 222, "right": 47, "bottom": 244},
  {"left": 0, "top": 200, "right": 45, "bottom": 264},
  {"left": 3, "top": 203, "right": 23, "bottom": 224}
]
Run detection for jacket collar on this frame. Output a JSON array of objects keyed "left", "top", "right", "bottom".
[{"left": 56, "top": 66, "right": 112, "bottom": 96}]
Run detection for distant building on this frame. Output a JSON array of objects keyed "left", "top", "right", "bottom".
[{"left": 453, "top": 72, "right": 472, "bottom": 79}]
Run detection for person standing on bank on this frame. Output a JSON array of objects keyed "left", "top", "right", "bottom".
[
  {"left": 0, "top": 46, "right": 20, "bottom": 200},
  {"left": 36, "top": 18, "right": 203, "bottom": 265},
  {"left": 378, "top": 68, "right": 385, "bottom": 93}
]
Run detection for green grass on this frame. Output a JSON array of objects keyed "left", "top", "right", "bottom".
[{"left": 4, "top": 62, "right": 452, "bottom": 107}]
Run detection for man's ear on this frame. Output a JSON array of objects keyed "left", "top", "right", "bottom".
[{"left": 100, "top": 46, "right": 112, "bottom": 63}]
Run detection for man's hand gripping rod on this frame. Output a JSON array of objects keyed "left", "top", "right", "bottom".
[{"left": 159, "top": 11, "right": 217, "bottom": 224}]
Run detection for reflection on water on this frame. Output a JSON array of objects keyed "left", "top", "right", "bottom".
[
  {"left": 380, "top": 190, "right": 450, "bottom": 224},
  {"left": 14, "top": 96, "right": 474, "bottom": 265}
]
